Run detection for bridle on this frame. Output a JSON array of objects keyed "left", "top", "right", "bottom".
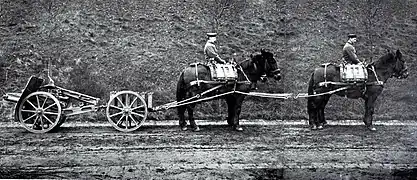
[
  {"left": 393, "top": 57, "right": 408, "bottom": 79},
  {"left": 239, "top": 52, "right": 280, "bottom": 81},
  {"left": 368, "top": 52, "right": 408, "bottom": 79},
  {"left": 263, "top": 55, "right": 280, "bottom": 79}
]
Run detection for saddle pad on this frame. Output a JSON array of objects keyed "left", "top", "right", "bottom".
[
  {"left": 209, "top": 64, "right": 238, "bottom": 81},
  {"left": 341, "top": 64, "right": 368, "bottom": 82}
]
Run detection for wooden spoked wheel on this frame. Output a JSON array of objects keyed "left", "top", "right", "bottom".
[
  {"left": 18, "top": 92, "right": 62, "bottom": 133},
  {"left": 106, "top": 91, "right": 148, "bottom": 132}
]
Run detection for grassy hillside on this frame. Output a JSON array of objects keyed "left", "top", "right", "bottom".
[{"left": 1, "top": 0, "right": 416, "bottom": 122}]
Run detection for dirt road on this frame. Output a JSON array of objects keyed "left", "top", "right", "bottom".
[{"left": 0, "top": 120, "right": 416, "bottom": 179}]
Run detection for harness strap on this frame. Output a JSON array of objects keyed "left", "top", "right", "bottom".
[
  {"left": 195, "top": 65, "right": 200, "bottom": 86},
  {"left": 156, "top": 87, "right": 232, "bottom": 110},
  {"left": 370, "top": 65, "right": 384, "bottom": 86},
  {"left": 298, "top": 87, "right": 349, "bottom": 98},
  {"left": 324, "top": 64, "right": 328, "bottom": 86},
  {"left": 320, "top": 63, "right": 332, "bottom": 87},
  {"left": 237, "top": 65, "right": 251, "bottom": 83}
]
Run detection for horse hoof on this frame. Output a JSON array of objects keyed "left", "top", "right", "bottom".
[
  {"left": 192, "top": 127, "right": 200, "bottom": 132},
  {"left": 317, "top": 125, "right": 324, "bottom": 130},
  {"left": 311, "top": 126, "right": 317, "bottom": 130},
  {"left": 181, "top": 127, "right": 188, "bottom": 131},
  {"left": 367, "top": 126, "right": 377, "bottom": 131},
  {"left": 235, "top": 127, "right": 243, "bottom": 131}
]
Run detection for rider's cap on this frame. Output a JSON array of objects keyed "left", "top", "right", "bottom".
[
  {"left": 348, "top": 34, "right": 357, "bottom": 38},
  {"left": 207, "top": 32, "right": 217, "bottom": 37}
]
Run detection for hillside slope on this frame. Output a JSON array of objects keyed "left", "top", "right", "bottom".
[{"left": 1, "top": 0, "right": 416, "bottom": 121}]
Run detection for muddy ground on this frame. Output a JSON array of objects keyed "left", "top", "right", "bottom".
[{"left": 0, "top": 121, "right": 416, "bottom": 179}]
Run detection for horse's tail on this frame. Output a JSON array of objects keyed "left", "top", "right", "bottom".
[
  {"left": 176, "top": 71, "right": 187, "bottom": 102},
  {"left": 307, "top": 72, "right": 315, "bottom": 96}
]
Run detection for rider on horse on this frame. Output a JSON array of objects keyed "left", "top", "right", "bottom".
[
  {"left": 343, "top": 34, "right": 363, "bottom": 65},
  {"left": 204, "top": 32, "right": 227, "bottom": 64}
]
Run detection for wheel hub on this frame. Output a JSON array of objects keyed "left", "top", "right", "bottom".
[
  {"left": 123, "top": 108, "right": 131, "bottom": 115},
  {"left": 36, "top": 108, "right": 44, "bottom": 116}
]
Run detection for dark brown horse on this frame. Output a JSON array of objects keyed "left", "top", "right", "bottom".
[
  {"left": 176, "top": 49, "right": 281, "bottom": 131},
  {"left": 307, "top": 49, "right": 408, "bottom": 131}
]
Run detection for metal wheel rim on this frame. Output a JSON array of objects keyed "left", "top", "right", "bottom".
[
  {"left": 18, "top": 92, "right": 61, "bottom": 133},
  {"left": 106, "top": 91, "right": 148, "bottom": 132}
]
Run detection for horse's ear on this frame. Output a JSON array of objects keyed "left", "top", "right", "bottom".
[
  {"left": 250, "top": 54, "right": 258, "bottom": 63},
  {"left": 385, "top": 49, "right": 396, "bottom": 62},
  {"left": 396, "top": 49, "right": 402, "bottom": 58}
]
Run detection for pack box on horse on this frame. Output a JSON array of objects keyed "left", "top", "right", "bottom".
[
  {"left": 176, "top": 49, "right": 281, "bottom": 131},
  {"left": 307, "top": 49, "right": 408, "bottom": 131}
]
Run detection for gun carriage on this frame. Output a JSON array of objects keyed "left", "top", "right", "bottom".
[{"left": 3, "top": 76, "right": 153, "bottom": 133}]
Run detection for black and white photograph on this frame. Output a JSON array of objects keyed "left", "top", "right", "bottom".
[{"left": 0, "top": 0, "right": 416, "bottom": 179}]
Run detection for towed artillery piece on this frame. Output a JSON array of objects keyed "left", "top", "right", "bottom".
[{"left": 3, "top": 76, "right": 153, "bottom": 133}]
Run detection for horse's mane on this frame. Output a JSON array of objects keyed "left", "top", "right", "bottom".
[
  {"left": 367, "top": 51, "right": 395, "bottom": 68},
  {"left": 238, "top": 59, "right": 252, "bottom": 69},
  {"left": 237, "top": 53, "right": 262, "bottom": 69}
]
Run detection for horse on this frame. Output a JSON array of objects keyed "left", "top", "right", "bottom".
[
  {"left": 307, "top": 49, "right": 408, "bottom": 131},
  {"left": 176, "top": 49, "right": 281, "bottom": 131}
]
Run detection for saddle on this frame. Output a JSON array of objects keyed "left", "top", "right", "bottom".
[
  {"left": 188, "top": 63, "right": 238, "bottom": 87},
  {"left": 207, "top": 63, "right": 238, "bottom": 81},
  {"left": 340, "top": 64, "right": 368, "bottom": 82},
  {"left": 320, "top": 63, "right": 367, "bottom": 83}
]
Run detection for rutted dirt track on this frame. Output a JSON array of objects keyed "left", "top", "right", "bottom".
[{"left": 0, "top": 121, "right": 416, "bottom": 179}]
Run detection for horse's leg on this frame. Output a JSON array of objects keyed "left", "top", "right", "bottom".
[
  {"left": 364, "top": 96, "right": 378, "bottom": 131},
  {"left": 177, "top": 91, "right": 188, "bottom": 131},
  {"left": 318, "top": 94, "right": 331, "bottom": 129},
  {"left": 176, "top": 73, "right": 189, "bottom": 131},
  {"left": 317, "top": 108, "right": 324, "bottom": 129},
  {"left": 225, "top": 95, "right": 235, "bottom": 126},
  {"left": 307, "top": 97, "right": 319, "bottom": 130},
  {"left": 187, "top": 103, "right": 200, "bottom": 132},
  {"left": 178, "top": 105, "right": 187, "bottom": 131},
  {"left": 231, "top": 95, "right": 245, "bottom": 131},
  {"left": 307, "top": 74, "right": 320, "bottom": 130},
  {"left": 307, "top": 96, "right": 325, "bottom": 130}
]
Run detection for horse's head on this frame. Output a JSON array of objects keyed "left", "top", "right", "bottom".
[
  {"left": 388, "top": 49, "right": 408, "bottom": 79},
  {"left": 251, "top": 49, "right": 281, "bottom": 82}
]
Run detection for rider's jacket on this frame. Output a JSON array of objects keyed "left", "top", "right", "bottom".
[
  {"left": 204, "top": 41, "right": 224, "bottom": 64},
  {"left": 343, "top": 42, "right": 361, "bottom": 64}
]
